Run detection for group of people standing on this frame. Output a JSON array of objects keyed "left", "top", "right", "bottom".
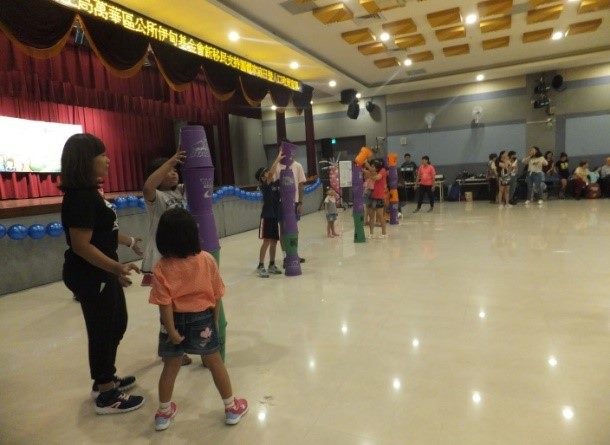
[{"left": 60, "top": 134, "right": 248, "bottom": 431}]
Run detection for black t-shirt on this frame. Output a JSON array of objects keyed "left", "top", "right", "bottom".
[
  {"left": 400, "top": 161, "right": 417, "bottom": 182},
  {"left": 556, "top": 160, "right": 570, "bottom": 178},
  {"left": 61, "top": 188, "right": 119, "bottom": 280},
  {"left": 260, "top": 180, "right": 281, "bottom": 219}
]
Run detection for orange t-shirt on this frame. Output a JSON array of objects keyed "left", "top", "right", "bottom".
[{"left": 149, "top": 251, "right": 225, "bottom": 313}]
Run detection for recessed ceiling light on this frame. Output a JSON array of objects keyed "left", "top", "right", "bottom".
[
  {"left": 552, "top": 31, "right": 565, "bottom": 40},
  {"left": 562, "top": 406, "right": 574, "bottom": 420},
  {"left": 476, "top": 74, "right": 485, "bottom": 81},
  {"left": 329, "top": 80, "right": 337, "bottom": 88},
  {"left": 271, "top": 105, "right": 277, "bottom": 111},
  {"left": 465, "top": 13, "right": 478, "bottom": 25},
  {"left": 310, "top": 100, "right": 314, "bottom": 105},
  {"left": 228, "top": 31, "right": 240, "bottom": 42},
  {"left": 379, "top": 32, "right": 390, "bottom": 42},
  {"left": 472, "top": 391, "right": 482, "bottom": 404},
  {"left": 289, "top": 61, "right": 300, "bottom": 70},
  {"left": 404, "top": 58, "right": 413, "bottom": 67},
  {"left": 356, "top": 92, "right": 362, "bottom": 99}
]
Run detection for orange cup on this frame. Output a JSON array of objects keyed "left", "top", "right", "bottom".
[
  {"left": 387, "top": 153, "right": 398, "bottom": 167},
  {"left": 355, "top": 146, "right": 373, "bottom": 166},
  {"left": 389, "top": 189, "right": 399, "bottom": 202}
]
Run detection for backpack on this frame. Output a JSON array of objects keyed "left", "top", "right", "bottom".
[{"left": 447, "top": 182, "right": 461, "bottom": 201}]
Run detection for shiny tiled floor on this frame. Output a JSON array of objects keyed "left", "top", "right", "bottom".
[{"left": 1, "top": 201, "right": 610, "bottom": 444}]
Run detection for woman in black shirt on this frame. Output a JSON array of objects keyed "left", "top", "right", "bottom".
[
  {"left": 555, "top": 152, "right": 570, "bottom": 198},
  {"left": 61, "top": 134, "right": 144, "bottom": 414}
]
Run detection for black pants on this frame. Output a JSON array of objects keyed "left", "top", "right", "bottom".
[
  {"left": 64, "top": 272, "right": 127, "bottom": 385},
  {"left": 488, "top": 179, "right": 498, "bottom": 203},
  {"left": 417, "top": 185, "right": 434, "bottom": 209}
]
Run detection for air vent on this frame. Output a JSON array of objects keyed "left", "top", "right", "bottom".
[
  {"left": 405, "top": 69, "right": 426, "bottom": 77},
  {"left": 280, "top": 0, "right": 317, "bottom": 14},
  {"left": 353, "top": 13, "right": 384, "bottom": 25}
]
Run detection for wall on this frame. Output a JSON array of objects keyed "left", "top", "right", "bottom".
[
  {"left": 262, "top": 96, "right": 388, "bottom": 151},
  {"left": 229, "top": 114, "right": 267, "bottom": 186},
  {"left": 0, "top": 186, "right": 322, "bottom": 296}
]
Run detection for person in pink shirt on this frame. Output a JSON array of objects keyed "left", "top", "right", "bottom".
[
  {"left": 414, "top": 155, "right": 436, "bottom": 213},
  {"left": 367, "top": 159, "right": 388, "bottom": 238}
]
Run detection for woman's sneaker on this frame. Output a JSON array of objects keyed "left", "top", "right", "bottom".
[
  {"left": 225, "top": 398, "right": 248, "bottom": 425},
  {"left": 91, "top": 375, "right": 136, "bottom": 400},
  {"left": 257, "top": 266, "right": 269, "bottom": 278},
  {"left": 154, "top": 402, "right": 177, "bottom": 431},
  {"left": 95, "top": 389, "right": 144, "bottom": 415}
]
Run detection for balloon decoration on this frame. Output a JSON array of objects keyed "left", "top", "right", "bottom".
[
  {"left": 7, "top": 224, "right": 28, "bottom": 240},
  {"left": 137, "top": 197, "right": 146, "bottom": 208},
  {"left": 126, "top": 195, "right": 139, "bottom": 208},
  {"left": 28, "top": 224, "right": 46, "bottom": 240},
  {"left": 0, "top": 224, "right": 6, "bottom": 239},
  {"left": 46, "top": 222, "right": 64, "bottom": 237}
]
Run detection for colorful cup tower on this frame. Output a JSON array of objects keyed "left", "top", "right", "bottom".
[
  {"left": 180, "top": 125, "right": 228, "bottom": 360},
  {"left": 353, "top": 146, "right": 372, "bottom": 243},
  {"left": 387, "top": 153, "right": 399, "bottom": 225},
  {"left": 279, "top": 141, "right": 302, "bottom": 276}
]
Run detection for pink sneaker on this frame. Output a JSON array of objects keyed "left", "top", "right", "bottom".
[
  {"left": 154, "top": 402, "right": 177, "bottom": 431},
  {"left": 225, "top": 398, "right": 248, "bottom": 425}
]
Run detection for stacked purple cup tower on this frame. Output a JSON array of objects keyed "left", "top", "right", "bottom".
[
  {"left": 351, "top": 164, "right": 366, "bottom": 243},
  {"left": 388, "top": 164, "right": 399, "bottom": 225},
  {"left": 279, "top": 141, "right": 302, "bottom": 277}
]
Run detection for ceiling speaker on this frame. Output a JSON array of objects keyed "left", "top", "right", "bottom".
[
  {"left": 365, "top": 101, "right": 376, "bottom": 113},
  {"left": 340, "top": 89, "right": 357, "bottom": 105},
  {"left": 347, "top": 100, "right": 360, "bottom": 119},
  {"left": 551, "top": 74, "right": 565, "bottom": 91}
]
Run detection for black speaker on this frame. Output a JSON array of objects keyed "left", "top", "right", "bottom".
[
  {"left": 340, "top": 89, "right": 357, "bottom": 105},
  {"left": 552, "top": 74, "right": 565, "bottom": 91},
  {"left": 365, "top": 101, "right": 376, "bottom": 113},
  {"left": 347, "top": 100, "right": 360, "bottom": 119},
  {"left": 321, "top": 138, "right": 334, "bottom": 158}
]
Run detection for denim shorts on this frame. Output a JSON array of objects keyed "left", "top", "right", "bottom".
[{"left": 158, "top": 309, "right": 220, "bottom": 357}]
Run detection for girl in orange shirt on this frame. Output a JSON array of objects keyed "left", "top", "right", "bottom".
[{"left": 149, "top": 208, "right": 247, "bottom": 431}]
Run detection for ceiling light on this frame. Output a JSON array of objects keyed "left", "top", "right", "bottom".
[
  {"left": 310, "top": 100, "right": 314, "bottom": 105},
  {"left": 472, "top": 391, "right": 482, "bottom": 404},
  {"left": 562, "top": 406, "right": 574, "bottom": 420},
  {"left": 552, "top": 31, "right": 565, "bottom": 41},
  {"left": 271, "top": 105, "right": 277, "bottom": 111},
  {"left": 289, "top": 61, "right": 300, "bottom": 70},
  {"left": 355, "top": 92, "right": 362, "bottom": 99},
  {"left": 412, "top": 338, "right": 420, "bottom": 348},
  {"left": 380, "top": 32, "right": 390, "bottom": 42},
  {"left": 228, "top": 31, "right": 240, "bottom": 42},
  {"left": 392, "top": 378, "right": 402, "bottom": 390},
  {"left": 404, "top": 58, "right": 413, "bottom": 67},
  {"left": 479, "top": 310, "right": 486, "bottom": 319},
  {"left": 465, "top": 14, "right": 478, "bottom": 25},
  {"left": 329, "top": 80, "right": 337, "bottom": 88},
  {"left": 476, "top": 74, "right": 485, "bottom": 81},
  {"left": 548, "top": 356, "right": 558, "bottom": 367}
]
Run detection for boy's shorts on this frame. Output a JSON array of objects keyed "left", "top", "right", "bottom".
[
  {"left": 259, "top": 217, "right": 280, "bottom": 240},
  {"left": 158, "top": 309, "right": 220, "bottom": 357}
]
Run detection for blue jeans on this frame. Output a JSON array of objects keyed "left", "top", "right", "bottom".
[{"left": 527, "top": 172, "right": 544, "bottom": 201}]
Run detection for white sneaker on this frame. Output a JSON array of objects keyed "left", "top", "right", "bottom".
[
  {"left": 498, "top": 205, "right": 504, "bottom": 209},
  {"left": 537, "top": 199, "right": 543, "bottom": 205},
  {"left": 524, "top": 200, "right": 531, "bottom": 205},
  {"left": 506, "top": 204, "right": 513, "bottom": 208},
  {"left": 379, "top": 234, "right": 388, "bottom": 239}
]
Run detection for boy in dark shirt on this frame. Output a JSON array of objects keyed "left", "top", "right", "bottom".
[
  {"left": 255, "top": 152, "right": 283, "bottom": 278},
  {"left": 555, "top": 152, "right": 570, "bottom": 198}
]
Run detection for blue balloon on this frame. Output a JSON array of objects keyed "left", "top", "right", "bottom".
[
  {"left": 46, "top": 222, "right": 64, "bottom": 237},
  {"left": 114, "top": 196, "right": 127, "bottom": 209},
  {"left": 255, "top": 192, "right": 263, "bottom": 201},
  {"left": 0, "top": 224, "right": 6, "bottom": 239},
  {"left": 110, "top": 203, "right": 117, "bottom": 211},
  {"left": 28, "top": 224, "right": 46, "bottom": 240},
  {"left": 137, "top": 197, "right": 146, "bottom": 208},
  {"left": 127, "top": 195, "right": 139, "bottom": 208},
  {"left": 8, "top": 224, "right": 28, "bottom": 240},
  {"left": 216, "top": 189, "right": 224, "bottom": 198}
]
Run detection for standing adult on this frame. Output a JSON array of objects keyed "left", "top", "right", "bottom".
[
  {"left": 414, "top": 155, "right": 437, "bottom": 213},
  {"left": 523, "top": 146, "right": 548, "bottom": 205},
  {"left": 60, "top": 133, "right": 144, "bottom": 414},
  {"left": 274, "top": 144, "right": 307, "bottom": 263},
  {"left": 399, "top": 153, "right": 418, "bottom": 212}
]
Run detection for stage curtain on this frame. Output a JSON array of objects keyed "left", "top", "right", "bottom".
[
  {"left": 240, "top": 75, "right": 269, "bottom": 107},
  {"left": 0, "top": 0, "right": 75, "bottom": 59},
  {"left": 269, "top": 83, "right": 292, "bottom": 109},
  {"left": 201, "top": 60, "right": 238, "bottom": 101},
  {"left": 292, "top": 84, "right": 314, "bottom": 115},
  {"left": 151, "top": 41, "right": 203, "bottom": 92},
  {"left": 79, "top": 15, "right": 149, "bottom": 78}
]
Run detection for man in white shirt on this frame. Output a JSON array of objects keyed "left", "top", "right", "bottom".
[{"left": 274, "top": 158, "right": 307, "bottom": 263}]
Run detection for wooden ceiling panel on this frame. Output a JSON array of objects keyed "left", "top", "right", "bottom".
[
  {"left": 409, "top": 50, "right": 434, "bottom": 62},
  {"left": 382, "top": 18, "right": 417, "bottom": 36},
  {"left": 482, "top": 36, "right": 510, "bottom": 49},
  {"left": 568, "top": 18, "right": 603, "bottom": 34},
  {"left": 479, "top": 15, "right": 512, "bottom": 33},
  {"left": 341, "top": 28, "right": 376, "bottom": 44},
  {"left": 312, "top": 3, "right": 354, "bottom": 24},
  {"left": 427, "top": 8, "right": 462, "bottom": 28},
  {"left": 395, "top": 34, "right": 426, "bottom": 48},
  {"left": 360, "top": 0, "right": 381, "bottom": 13},
  {"left": 529, "top": 0, "right": 562, "bottom": 9},
  {"left": 374, "top": 57, "right": 401, "bottom": 68},
  {"left": 435, "top": 25, "right": 466, "bottom": 41},
  {"left": 578, "top": 0, "right": 610, "bottom": 13},
  {"left": 522, "top": 28, "right": 553, "bottom": 42},
  {"left": 477, "top": 0, "right": 513, "bottom": 18},
  {"left": 526, "top": 4, "right": 563, "bottom": 24},
  {"left": 442, "top": 43, "right": 470, "bottom": 56},
  {"left": 358, "top": 42, "right": 387, "bottom": 55}
]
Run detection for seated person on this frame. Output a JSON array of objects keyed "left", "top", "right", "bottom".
[
  {"left": 572, "top": 161, "right": 590, "bottom": 199},
  {"left": 598, "top": 157, "right": 610, "bottom": 197}
]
